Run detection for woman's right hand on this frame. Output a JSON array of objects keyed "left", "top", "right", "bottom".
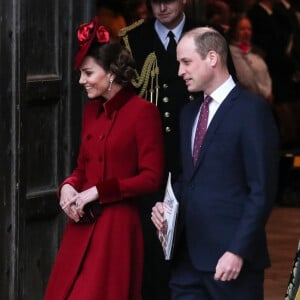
[{"left": 59, "top": 184, "right": 80, "bottom": 222}]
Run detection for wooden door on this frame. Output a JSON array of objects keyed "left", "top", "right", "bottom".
[{"left": 0, "top": 0, "right": 96, "bottom": 299}]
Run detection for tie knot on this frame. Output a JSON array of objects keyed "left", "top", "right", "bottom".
[
  {"left": 168, "top": 31, "right": 175, "bottom": 39},
  {"left": 204, "top": 95, "right": 212, "bottom": 105}
]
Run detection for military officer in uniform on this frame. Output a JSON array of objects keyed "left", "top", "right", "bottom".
[
  {"left": 119, "top": 1, "right": 236, "bottom": 299},
  {"left": 120, "top": 0, "right": 197, "bottom": 181}
]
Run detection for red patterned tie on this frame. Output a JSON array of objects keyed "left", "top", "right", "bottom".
[{"left": 193, "top": 95, "right": 212, "bottom": 164}]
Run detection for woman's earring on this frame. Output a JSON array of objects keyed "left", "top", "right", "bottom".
[{"left": 108, "top": 78, "right": 113, "bottom": 91}]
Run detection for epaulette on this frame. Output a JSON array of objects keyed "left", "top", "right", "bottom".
[
  {"left": 118, "top": 19, "right": 144, "bottom": 37},
  {"left": 119, "top": 19, "right": 159, "bottom": 105}
]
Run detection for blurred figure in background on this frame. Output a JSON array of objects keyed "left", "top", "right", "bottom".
[
  {"left": 125, "top": 0, "right": 151, "bottom": 24},
  {"left": 206, "top": 0, "right": 232, "bottom": 32},
  {"left": 274, "top": 0, "right": 300, "bottom": 96},
  {"left": 97, "top": 0, "right": 127, "bottom": 41},
  {"left": 248, "top": 0, "right": 296, "bottom": 102},
  {"left": 228, "top": 15, "right": 273, "bottom": 102}
]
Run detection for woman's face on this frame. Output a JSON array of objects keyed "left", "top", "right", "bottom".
[
  {"left": 79, "top": 56, "right": 112, "bottom": 99},
  {"left": 235, "top": 18, "right": 252, "bottom": 44}
]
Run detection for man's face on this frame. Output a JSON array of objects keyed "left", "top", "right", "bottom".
[
  {"left": 150, "top": 0, "right": 186, "bottom": 29},
  {"left": 177, "top": 35, "right": 213, "bottom": 93}
]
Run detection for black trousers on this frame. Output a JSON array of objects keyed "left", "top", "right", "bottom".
[{"left": 169, "top": 248, "right": 264, "bottom": 300}]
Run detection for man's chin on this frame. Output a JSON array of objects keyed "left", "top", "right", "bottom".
[{"left": 186, "top": 85, "right": 195, "bottom": 93}]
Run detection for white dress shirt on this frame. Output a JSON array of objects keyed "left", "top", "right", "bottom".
[{"left": 191, "top": 76, "right": 236, "bottom": 152}]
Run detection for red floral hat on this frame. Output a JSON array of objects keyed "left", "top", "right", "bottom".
[{"left": 73, "top": 16, "right": 110, "bottom": 69}]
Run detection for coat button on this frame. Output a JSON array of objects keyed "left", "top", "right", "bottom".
[
  {"left": 189, "top": 95, "right": 195, "bottom": 101},
  {"left": 163, "top": 83, "right": 168, "bottom": 89},
  {"left": 165, "top": 126, "right": 171, "bottom": 133},
  {"left": 164, "top": 112, "right": 170, "bottom": 118},
  {"left": 162, "top": 97, "right": 169, "bottom": 103}
]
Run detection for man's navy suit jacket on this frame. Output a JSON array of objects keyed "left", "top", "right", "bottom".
[{"left": 174, "top": 85, "right": 279, "bottom": 272}]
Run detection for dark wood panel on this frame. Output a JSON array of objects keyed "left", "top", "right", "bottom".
[
  {"left": 23, "top": 99, "right": 59, "bottom": 192},
  {"left": 25, "top": 0, "right": 59, "bottom": 76},
  {"left": 265, "top": 207, "right": 300, "bottom": 300}
]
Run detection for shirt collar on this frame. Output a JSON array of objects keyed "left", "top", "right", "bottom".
[
  {"left": 155, "top": 14, "right": 185, "bottom": 44},
  {"left": 209, "top": 75, "right": 236, "bottom": 104}
]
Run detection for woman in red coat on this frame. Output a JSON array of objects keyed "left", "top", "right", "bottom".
[{"left": 44, "top": 16, "right": 164, "bottom": 300}]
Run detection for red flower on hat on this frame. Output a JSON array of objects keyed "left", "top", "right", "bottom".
[
  {"left": 77, "top": 22, "right": 95, "bottom": 47},
  {"left": 74, "top": 16, "right": 110, "bottom": 69},
  {"left": 95, "top": 26, "right": 110, "bottom": 44}
]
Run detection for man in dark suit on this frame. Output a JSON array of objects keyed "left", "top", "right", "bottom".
[{"left": 152, "top": 27, "right": 279, "bottom": 299}]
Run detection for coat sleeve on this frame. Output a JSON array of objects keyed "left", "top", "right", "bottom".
[
  {"left": 97, "top": 102, "right": 164, "bottom": 204},
  {"left": 227, "top": 99, "right": 279, "bottom": 260}
]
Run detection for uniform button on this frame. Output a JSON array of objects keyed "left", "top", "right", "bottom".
[
  {"left": 164, "top": 112, "right": 170, "bottom": 118},
  {"left": 189, "top": 95, "right": 195, "bottom": 101},
  {"left": 163, "top": 83, "right": 168, "bottom": 89},
  {"left": 165, "top": 126, "right": 171, "bottom": 133},
  {"left": 162, "top": 97, "right": 169, "bottom": 103}
]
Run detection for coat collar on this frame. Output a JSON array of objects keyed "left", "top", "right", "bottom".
[{"left": 98, "top": 87, "right": 136, "bottom": 118}]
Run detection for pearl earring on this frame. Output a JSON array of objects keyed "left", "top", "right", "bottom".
[{"left": 108, "top": 78, "right": 113, "bottom": 91}]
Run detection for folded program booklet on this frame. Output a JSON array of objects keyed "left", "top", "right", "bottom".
[{"left": 158, "top": 172, "right": 179, "bottom": 260}]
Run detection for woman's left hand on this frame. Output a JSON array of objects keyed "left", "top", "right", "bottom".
[{"left": 74, "top": 186, "right": 99, "bottom": 216}]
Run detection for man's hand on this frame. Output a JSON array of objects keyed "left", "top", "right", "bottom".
[
  {"left": 214, "top": 251, "right": 243, "bottom": 281},
  {"left": 151, "top": 202, "right": 166, "bottom": 231}
]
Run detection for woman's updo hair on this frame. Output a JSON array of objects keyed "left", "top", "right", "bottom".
[{"left": 87, "top": 42, "right": 136, "bottom": 87}]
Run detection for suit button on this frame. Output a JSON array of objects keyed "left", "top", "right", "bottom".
[
  {"left": 165, "top": 126, "right": 171, "bottom": 133},
  {"left": 189, "top": 95, "right": 195, "bottom": 101},
  {"left": 162, "top": 97, "right": 169, "bottom": 103},
  {"left": 163, "top": 83, "right": 168, "bottom": 89},
  {"left": 164, "top": 112, "right": 170, "bottom": 118}
]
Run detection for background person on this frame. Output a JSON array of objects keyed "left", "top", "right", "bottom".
[
  {"left": 228, "top": 15, "right": 273, "bottom": 102},
  {"left": 44, "top": 16, "right": 164, "bottom": 300}
]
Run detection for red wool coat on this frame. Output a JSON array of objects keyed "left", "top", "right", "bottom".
[{"left": 44, "top": 88, "right": 164, "bottom": 300}]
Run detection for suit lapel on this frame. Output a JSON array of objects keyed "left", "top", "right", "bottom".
[
  {"left": 183, "top": 98, "right": 202, "bottom": 178},
  {"left": 192, "top": 87, "right": 239, "bottom": 173}
]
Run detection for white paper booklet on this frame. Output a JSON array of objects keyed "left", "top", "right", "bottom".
[{"left": 158, "top": 172, "right": 179, "bottom": 260}]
